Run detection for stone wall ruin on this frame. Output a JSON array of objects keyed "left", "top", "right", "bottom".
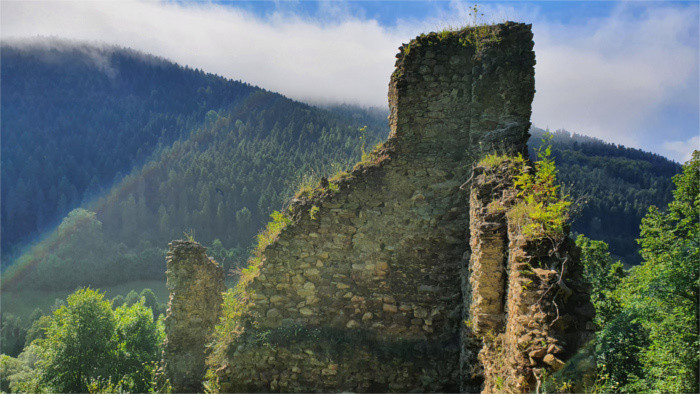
[
  {"left": 157, "top": 22, "right": 594, "bottom": 393},
  {"left": 162, "top": 240, "right": 224, "bottom": 393},
  {"left": 213, "top": 22, "right": 547, "bottom": 393},
  {"left": 468, "top": 161, "right": 594, "bottom": 393}
]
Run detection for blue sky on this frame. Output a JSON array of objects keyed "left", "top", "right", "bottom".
[
  {"left": 229, "top": 1, "right": 618, "bottom": 26},
  {"left": 2, "top": 0, "right": 698, "bottom": 162}
]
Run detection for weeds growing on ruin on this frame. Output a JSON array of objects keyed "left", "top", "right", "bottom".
[
  {"left": 477, "top": 152, "right": 510, "bottom": 168},
  {"left": 210, "top": 210, "right": 291, "bottom": 365},
  {"left": 508, "top": 135, "right": 571, "bottom": 240}
]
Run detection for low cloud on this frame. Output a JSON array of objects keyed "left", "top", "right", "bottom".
[
  {"left": 531, "top": 4, "right": 699, "bottom": 158},
  {"left": 662, "top": 135, "right": 699, "bottom": 163},
  {"left": 1, "top": 0, "right": 403, "bottom": 107},
  {"left": 1, "top": 1, "right": 697, "bottom": 161}
]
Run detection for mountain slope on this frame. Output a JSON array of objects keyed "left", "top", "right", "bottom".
[
  {"left": 1, "top": 39, "right": 258, "bottom": 262},
  {"left": 1, "top": 42, "right": 386, "bottom": 291},
  {"left": 529, "top": 128, "right": 681, "bottom": 264}
]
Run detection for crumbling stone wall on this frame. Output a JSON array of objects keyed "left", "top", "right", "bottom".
[
  {"left": 162, "top": 240, "right": 224, "bottom": 393},
  {"left": 215, "top": 22, "right": 536, "bottom": 393},
  {"left": 468, "top": 161, "right": 595, "bottom": 393}
]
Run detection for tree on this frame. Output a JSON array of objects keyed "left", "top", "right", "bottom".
[
  {"left": 576, "top": 235, "right": 626, "bottom": 328},
  {"left": 617, "top": 151, "right": 699, "bottom": 392},
  {"left": 139, "top": 288, "right": 162, "bottom": 318},
  {"left": 113, "top": 300, "right": 164, "bottom": 392},
  {"left": 35, "top": 288, "right": 117, "bottom": 392},
  {"left": 0, "top": 314, "right": 26, "bottom": 357},
  {"left": 595, "top": 151, "right": 699, "bottom": 392},
  {"left": 124, "top": 290, "right": 140, "bottom": 307},
  {"left": 31, "top": 288, "right": 165, "bottom": 392},
  {"left": 1, "top": 354, "right": 31, "bottom": 392}
]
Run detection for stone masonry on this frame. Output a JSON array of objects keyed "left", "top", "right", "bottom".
[
  {"left": 214, "top": 23, "right": 538, "bottom": 392},
  {"left": 162, "top": 240, "right": 224, "bottom": 393},
  {"left": 468, "top": 160, "right": 595, "bottom": 393}
]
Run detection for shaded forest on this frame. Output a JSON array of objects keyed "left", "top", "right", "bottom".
[
  {"left": 1, "top": 42, "right": 386, "bottom": 291},
  {"left": 529, "top": 128, "right": 681, "bottom": 264},
  {"left": 1, "top": 40, "right": 257, "bottom": 263}
]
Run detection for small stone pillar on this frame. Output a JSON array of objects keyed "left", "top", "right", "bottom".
[{"left": 162, "top": 240, "right": 224, "bottom": 393}]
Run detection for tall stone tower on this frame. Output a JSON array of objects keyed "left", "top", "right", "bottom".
[{"left": 214, "top": 22, "right": 539, "bottom": 392}]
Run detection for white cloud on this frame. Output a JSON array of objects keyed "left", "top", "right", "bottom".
[
  {"left": 0, "top": 0, "right": 532, "bottom": 107},
  {"left": 1, "top": 0, "right": 405, "bottom": 107},
  {"left": 1, "top": 1, "right": 697, "bottom": 161},
  {"left": 662, "top": 135, "right": 699, "bottom": 163},
  {"left": 531, "top": 4, "right": 699, "bottom": 153}
]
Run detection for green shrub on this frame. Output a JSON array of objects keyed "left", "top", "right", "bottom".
[
  {"left": 508, "top": 138, "right": 571, "bottom": 239},
  {"left": 310, "top": 205, "right": 320, "bottom": 220}
]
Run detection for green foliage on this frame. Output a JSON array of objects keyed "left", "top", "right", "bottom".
[
  {"left": 183, "top": 229, "right": 196, "bottom": 242},
  {"left": 529, "top": 128, "right": 680, "bottom": 265},
  {"left": 1, "top": 309, "right": 44, "bottom": 358},
  {"left": 6, "top": 51, "right": 386, "bottom": 292},
  {"left": 0, "top": 314, "right": 26, "bottom": 357},
  {"left": 209, "top": 238, "right": 246, "bottom": 274},
  {"left": 1, "top": 42, "right": 259, "bottom": 263},
  {"left": 592, "top": 152, "right": 699, "bottom": 393},
  {"left": 26, "top": 288, "right": 164, "bottom": 393},
  {"left": 4, "top": 208, "right": 166, "bottom": 291},
  {"left": 1, "top": 348, "right": 42, "bottom": 393},
  {"left": 256, "top": 210, "right": 291, "bottom": 254},
  {"left": 354, "top": 141, "right": 388, "bottom": 171},
  {"left": 24, "top": 315, "right": 51, "bottom": 346},
  {"left": 34, "top": 288, "right": 116, "bottom": 392},
  {"left": 293, "top": 171, "right": 320, "bottom": 199},
  {"left": 594, "top": 311, "right": 647, "bottom": 393},
  {"left": 576, "top": 235, "right": 626, "bottom": 328},
  {"left": 112, "top": 295, "right": 125, "bottom": 309},
  {"left": 617, "top": 151, "right": 698, "bottom": 392},
  {"left": 359, "top": 125, "right": 368, "bottom": 160},
  {"left": 212, "top": 209, "right": 292, "bottom": 364},
  {"left": 1, "top": 355, "right": 27, "bottom": 392},
  {"left": 463, "top": 5, "right": 501, "bottom": 52},
  {"left": 203, "top": 368, "right": 221, "bottom": 394},
  {"left": 112, "top": 303, "right": 165, "bottom": 392},
  {"left": 124, "top": 290, "right": 140, "bottom": 307},
  {"left": 508, "top": 138, "right": 571, "bottom": 239},
  {"left": 477, "top": 153, "right": 510, "bottom": 168},
  {"left": 139, "top": 288, "right": 162, "bottom": 318}
]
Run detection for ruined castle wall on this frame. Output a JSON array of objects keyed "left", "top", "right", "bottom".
[
  {"left": 217, "top": 23, "right": 536, "bottom": 393},
  {"left": 162, "top": 241, "right": 224, "bottom": 393},
  {"left": 467, "top": 165, "right": 514, "bottom": 335},
  {"left": 468, "top": 161, "right": 595, "bottom": 393}
]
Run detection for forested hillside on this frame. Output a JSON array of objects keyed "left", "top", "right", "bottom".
[
  {"left": 1, "top": 42, "right": 386, "bottom": 291},
  {"left": 1, "top": 40, "right": 259, "bottom": 263},
  {"left": 529, "top": 128, "right": 681, "bottom": 264},
  {"left": 1, "top": 41, "right": 679, "bottom": 294}
]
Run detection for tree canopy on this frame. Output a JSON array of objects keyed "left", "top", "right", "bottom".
[{"left": 26, "top": 288, "right": 164, "bottom": 393}]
